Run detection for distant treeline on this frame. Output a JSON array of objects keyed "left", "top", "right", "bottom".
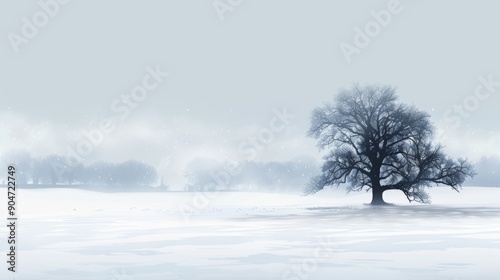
[
  {"left": 2, "top": 151, "right": 158, "bottom": 189},
  {"left": 467, "top": 157, "right": 500, "bottom": 187},
  {"left": 183, "top": 156, "right": 320, "bottom": 193},
  {"left": 4, "top": 150, "right": 495, "bottom": 192}
]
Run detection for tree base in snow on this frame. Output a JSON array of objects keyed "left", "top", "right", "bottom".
[{"left": 370, "top": 200, "right": 391, "bottom": 206}]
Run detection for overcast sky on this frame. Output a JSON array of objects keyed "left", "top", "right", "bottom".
[{"left": 1, "top": 0, "right": 499, "bottom": 186}]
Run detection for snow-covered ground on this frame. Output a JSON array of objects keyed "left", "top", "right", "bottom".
[{"left": 0, "top": 186, "right": 499, "bottom": 279}]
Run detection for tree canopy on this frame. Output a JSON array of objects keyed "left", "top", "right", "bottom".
[{"left": 307, "top": 84, "right": 475, "bottom": 204}]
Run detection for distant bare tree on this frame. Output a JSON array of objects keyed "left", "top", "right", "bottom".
[
  {"left": 115, "top": 160, "right": 158, "bottom": 187},
  {"left": 41, "top": 155, "right": 65, "bottom": 185},
  {"left": 184, "top": 158, "right": 222, "bottom": 191},
  {"left": 307, "top": 84, "right": 475, "bottom": 205}
]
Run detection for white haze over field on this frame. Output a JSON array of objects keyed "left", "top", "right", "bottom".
[{"left": 0, "top": 186, "right": 499, "bottom": 279}]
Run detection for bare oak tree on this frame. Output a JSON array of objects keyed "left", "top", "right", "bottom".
[{"left": 307, "top": 84, "right": 475, "bottom": 205}]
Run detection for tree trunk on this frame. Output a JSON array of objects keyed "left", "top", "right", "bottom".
[{"left": 370, "top": 186, "right": 387, "bottom": 205}]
